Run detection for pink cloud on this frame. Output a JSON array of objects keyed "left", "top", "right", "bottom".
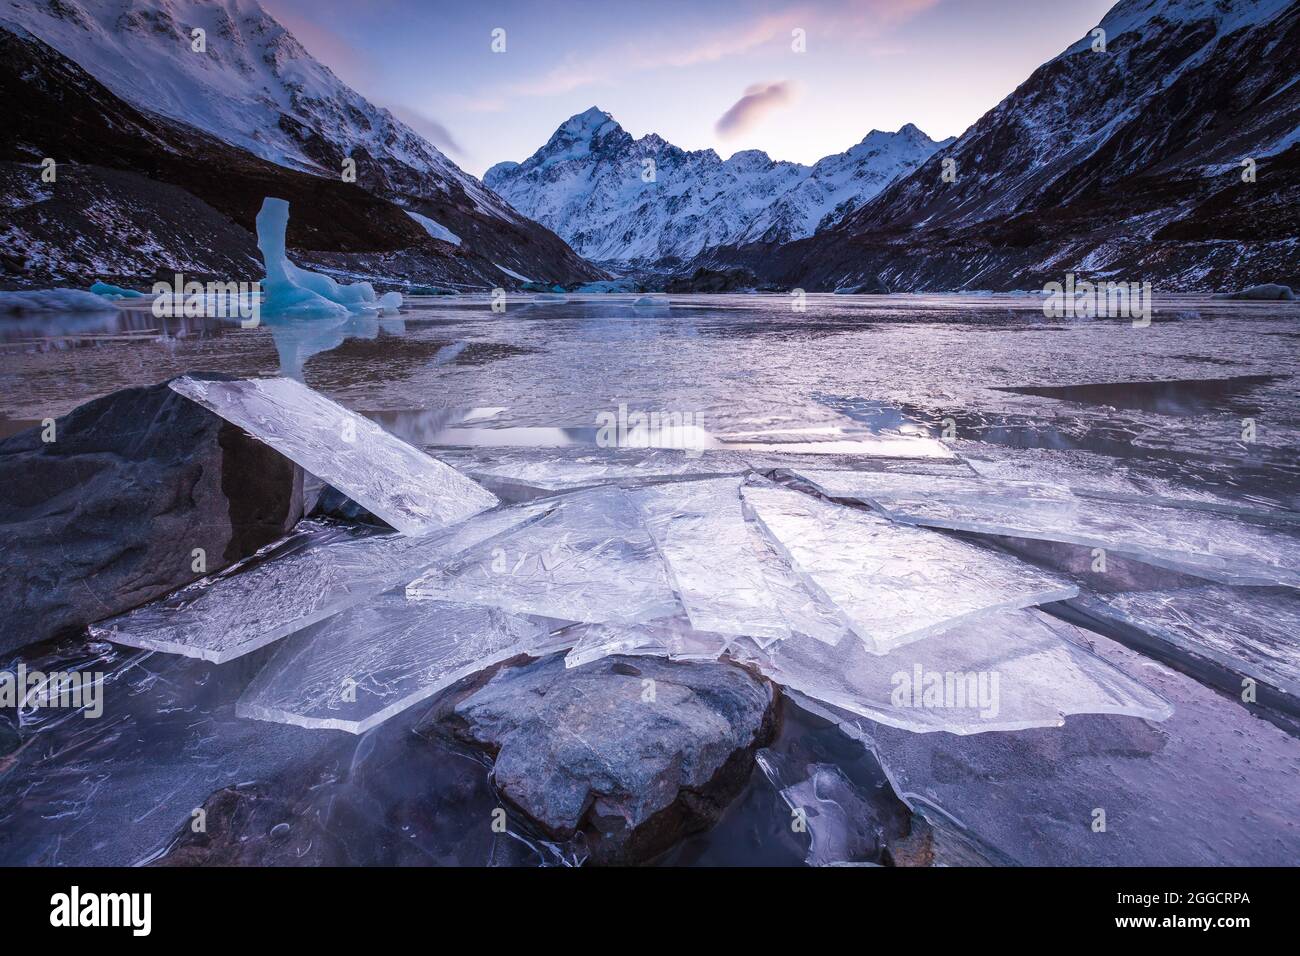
[{"left": 715, "top": 81, "right": 796, "bottom": 137}]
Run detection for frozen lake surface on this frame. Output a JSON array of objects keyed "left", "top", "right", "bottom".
[{"left": 2, "top": 293, "right": 1298, "bottom": 865}]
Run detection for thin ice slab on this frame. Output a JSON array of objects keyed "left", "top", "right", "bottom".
[
  {"left": 563, "top": 617, "right": 733, "bottom": 669},
  {"left": 237, "top": 593, "right": 568, "bottom": 733},
  {"left": 732, "top": 607, "right": 1170, "bottom": 734},
  {"left": 406, "top": 485, "right": 680, "bottom": 626},
  {"left": 92, "top": 506, "right": 551, "bottom": 662},
  {"left": 793, "top": 469, "right": 1300, "bottom": 586},
  {"left": 634, "top": 478, "right": 790, "bottom": 642},
  {"left": 169, "top": 375, "right": 497, "bottom": 535},
  {"left": 740, "top": 481, "right": 1077, "bottom": 654},
  {"left": 1072, "top": 585, "right": 1300, "bottom": 709}
]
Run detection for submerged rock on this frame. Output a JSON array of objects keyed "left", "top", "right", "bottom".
[
  {"left": 428, "top": 653, "right": 778, "bottom": 864},
  {"left": 0, "top": 375, "right": 303, "bottom": 652}
]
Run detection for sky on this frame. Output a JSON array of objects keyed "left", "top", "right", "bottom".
[{"left": 262, "top": 0, "right": 1119, "bottom": 178}]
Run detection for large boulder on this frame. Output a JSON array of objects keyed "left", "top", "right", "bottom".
[
  {"left": 0, "top": 374, "right": 303, "bottom": 653},
  {"left": 429, "top": 653, "right": 778, "bottom": 864}
]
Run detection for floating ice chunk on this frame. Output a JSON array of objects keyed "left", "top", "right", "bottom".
[
  {"left": 532, "top": 292, "right": 569, "bottom": 303},
  {"left": 1071, "top": 585, "right": 1300, "bottom": 712},
  {"left": 794, "top": 470, "right": 1300, "bottom": 586},
  {"left": 169, "top": 375, "right": 497, "bottom": 535},
  {"left": 634, "top": 478, "right": 790, "bottom": 642},
  {"left": 0, "top": 288, "right": 118, "bottom": 315},
  {"left": 564, "top": 617, "right": 733, "bottom": 669},
  {"left": 92, "top": 506, "right": 549, "bottom": 662},
  {"left": 378, "top": 290, "right": 403, "bottom": 312},
  {"left": 406, "top": 485, "right": 680, "bottom": 626},
  {"left": 237, "top": 594, "right": 568, "bottom": 733},
  {"left": 734, "top": 607, "right": 1170, "bottom": 734},
  {"left": 825, "top": 629, "right": 1300, "bottom": 865},
  {"left": 757, "top": 754, "right": 886, "bottom": 866},
  {"left": 256, "top": 198, "right": 398, "bottom": 318},
  {"left": 740, "top": 481, "right": 1077, "bottom": 654},
  {"left": 89, "top": 281, "right": 144, "bottom": 299},
  {"left": 633, "top": 295, "right": 666, "bottom": 307},
  {"left": 404, "top": 210, "right": 462, "bottom": 246}
]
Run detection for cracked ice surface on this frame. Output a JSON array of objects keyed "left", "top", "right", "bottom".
[
  {"left": 1072, "top": 585, "right": 1300, "bottom": 706},
  {"left": 93, "top": 506, "right": 550, "bottom": 662},
  {"left": 237, "top": 594, "right": 569, "bottom": 734},
  {"left": 405, "top": 485, "right": 680, "bottom": 625},
  {"left": 793, "top": 469, "right": 1300, "bottom": 586},
  {"left": 169, "top": 375, "right": 498, "bottom": 535},
  {"left": 731, "top": 608, "right": 1171, "bottom": 734},
  {"left": 634, "top": 477, "right": 790, "bottom": 642},
  {"left": 740, "top": 481, "right": 1077, "bottom": 654}
]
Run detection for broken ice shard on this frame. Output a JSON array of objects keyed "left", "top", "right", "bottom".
[
  {"left": 406, "top": 485, "right": 680, "bottom": 625},
  {"left": 1071, "top": 585, "right": 1300, "bottom": 712},
  {"left": 563, "top": 617, "right": 733, "bottom": 669},
  {"left": 822, "top": 626, "right": 1300, "bottom": 865},
  {"left": 757, "top": 753, "right": 887, "bottom": 866},
  {"left": 237, "top": 594, "right": 567, "bottom": 733},
  {"left": 633, "top": 478, "right": 790, "bottom": 642},
  {"left": 740, "top": 481, "right": 1077, "bottom": 654},
  {"left": 732, "top": 607, "right": 1170, "bottom": 734},
  {"left": 792, "top": 469, "right": 1300, "bottom": 586},
  {"left": 169, "top": 374, "right": 497, "bottom": 536},
  {"left": 256, "top": 197, "right": 402, "bottom": 317},
  {"left": 92, "top": 506, "right": 550, "bottom": 662}
]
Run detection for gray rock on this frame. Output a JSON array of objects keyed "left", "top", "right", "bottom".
[
  {"left": 1215, "top": 283, "right": 1295, "bottom": 300},
  {"left": 434, "top": 654, "right": 778, "bottom": 864},
  {"left": 0, "top": 374, "right": 303, "bottom": 653}
]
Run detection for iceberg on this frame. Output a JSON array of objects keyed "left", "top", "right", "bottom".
[
  {"left": 237, "top": 594, "right": 567, "bottom": 733},
  {"left": 793, "top": 469, "right": 1300, "bottom": 586},
  {"left": 634, "top": 478, "right": 790, "bottom": 642},
  {"left": 0, "top": 288, "right": 118, "bottom": 316},
  {"left": 255, "top": 197, "right": 403, "bottom": 318},
  {"left": 89, "top": 281, "right": 144, "bottom": 299},
  {"left": 169, "top": 375, "right": 498, "bottom": 536},
  {"left": 91, "top": 506, "right": 550, "bottom": 662},
  {"left": 740, "top": 481, "right": 1077, "bottom": 654},
  {"left": 406, "top": 485, "right": 680, "bottom": 626}
]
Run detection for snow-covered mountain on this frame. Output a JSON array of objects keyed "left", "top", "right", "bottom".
[
  {"left": 705, "top": 0, "right": 1300, "bottom": 292},
  {"left": 484, "top": 108, "right": 949, "bottom": 266},
  {"left": 2, "top": 0, "right": 601, "bottom": 287}
]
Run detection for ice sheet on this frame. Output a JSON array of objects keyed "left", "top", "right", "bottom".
[
  {"left": 732, "top": 608, "right": 1171, "bottom": 734},
  {"left": 1073, "top": 585, "right": 1300, "bottom": 705},
  {"left": 793, "top": 469, "right": 1300, "bottom": 586},
  {"left": 820, "top": 627, "right": 1300, "bottom": 865},
  {"left": 740, "top": 481, "right": 1077, "bottom": 654},
  {"left": 563, "top": 617, "right": 733, "bottom": 669},
  {"left": 633, "top": 478, "right": 790, "bottom": 642},
  {"left": 92, "top": 506, "right": 550, "bottom": 662},
  {"left": 405, "top": 485, "right": 681, "bottom": 626},
  {"left": 169, "top": 375, "right": 497, "bottom": 535},
  {"left": 237, "top": 594, "right": 568, "bottom": 733}
]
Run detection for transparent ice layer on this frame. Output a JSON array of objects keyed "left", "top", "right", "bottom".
[
  {"left": 792, "top": 469, "right": 1300, "bottom": 586},
  {"left": 739, "top": 482, "right": 1077, "bottom": 654},
  {"left": 731, "top": 608, "right": 1171, "bottom": 734},
  {"left": 237, "top": 594, "right": 569, "bottom": 734},
  {"left": 634, "top": 478, "right": 790, "bottom": 642},
  {"left": 406, "top": 485, "right": 681, "bottom": 626},
  {"left": 816, "top": 626, "right": 1300, "bottom": 866},
  {"left": 757, "top": 753, "right": 884, "bottom": 866},
  {"left": 1073, "top": 585, "right": 1300, "bottom": 704},
  {"left": 169, "top": 375, "right": 497, "bottom": 535},
  {"left": 92, "top": 507, "right": 551, "bottom": 662},
  {"left": 563, "top": 617, "right": 733, "bottom": 669}
]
